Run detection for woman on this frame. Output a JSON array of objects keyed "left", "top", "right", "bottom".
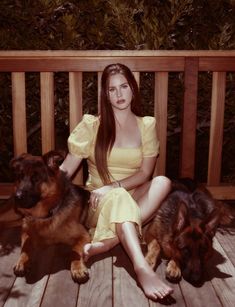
[{"left": 60, "top": 63, "right": 173, "bottom": 300}]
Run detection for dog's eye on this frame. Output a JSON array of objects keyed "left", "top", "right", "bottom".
[
  {"left": 31, "top": 172, "right": 41, "bottom": 183},
  {"left": 14, "top": 171, "right": 24, "bottom": 181},
  {"left": 180, "top": 247, "right": 191, "bottom": 258}
]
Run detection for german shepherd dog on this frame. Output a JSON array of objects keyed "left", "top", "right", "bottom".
[
  {"left": 144, "top": 179, "right": 231, "bottom": 285},
  {"left": 10, "top": 151, "right": 90, "bottom": 283}
]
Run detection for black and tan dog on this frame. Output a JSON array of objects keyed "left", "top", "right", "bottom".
[
  {"left": 144, "top": 179, "right": 232, "bottom": 285},
  {"left": 10, "top": 150, "right": 90, "bottom": 283}
]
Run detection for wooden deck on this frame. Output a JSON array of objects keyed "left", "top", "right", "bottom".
[{"left": 0, "top": 206, "right": 234, "bottom": 307}]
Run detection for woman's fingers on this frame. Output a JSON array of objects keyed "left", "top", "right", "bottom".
[{"left": 90, "top": 192, "right": 100, "bottom": 210}]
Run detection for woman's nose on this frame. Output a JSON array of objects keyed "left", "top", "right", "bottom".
[{"left": 117, "top": 88, "right": 122, "bottom": 97}]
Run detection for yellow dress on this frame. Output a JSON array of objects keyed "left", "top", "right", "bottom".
[{"left": 68, "top": 114, "right": 159, "bottom": 242}]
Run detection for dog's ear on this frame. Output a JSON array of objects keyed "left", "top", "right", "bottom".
[
  {"left": 174, "top": 201, "right": 189, "bottom": 233},
  {"left": 203, "top": 209, "right": 221, "bottom": 238},
  {"left": 215, "top": 200, "right": 233, "bottom": 226},
  {"left": 43, "top": 150, "right": 66, "bottom": 172},
  {"left": 10, "top": 153, "right": 30, "bottom": 171}
]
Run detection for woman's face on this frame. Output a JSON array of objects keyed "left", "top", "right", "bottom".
[{"left": 108, "top": 73, "right": 133, "bottom": 111}]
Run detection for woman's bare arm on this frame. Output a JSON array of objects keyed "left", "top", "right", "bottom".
[
  {"left": 59, "top": 153, "right": 83, "bottom": 178},
  {"left": 118, "top": 156, "right": 156, "bottom": 190}
]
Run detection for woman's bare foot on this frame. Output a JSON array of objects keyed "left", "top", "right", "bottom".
[
  {"left": 83, "top": 238, "right": 119, "bottom": 262},
  {"left": 83, "top": 242, "right": 103, "bottom": 262},
  {"left": 135, "top": 264, "right": 173, "bottom": 300}
]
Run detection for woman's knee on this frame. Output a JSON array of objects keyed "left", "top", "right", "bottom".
[{"left": 151, "top": 175, "right": 171, "bottom": 192}]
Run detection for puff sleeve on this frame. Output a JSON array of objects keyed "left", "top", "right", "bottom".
[
  {"left": 142, "top": 116, "right": 159, "bottom": 157},
  {"left": 68, "top": 114, "right": 98, "bottom": 158}
]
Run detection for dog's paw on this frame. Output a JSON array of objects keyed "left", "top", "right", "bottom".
[
  {"left": 71, "top": 264, "right": 89, "bottom": 284},
  {"left": 165, "top": 259, "right": 181, "bottom": 282},
  {"left": 13, "top": 262, "right": 29, "bottom": 277}
]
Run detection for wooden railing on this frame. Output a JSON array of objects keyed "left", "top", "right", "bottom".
[{"left": 0, "top": 50, "right": 235, "bottom": 200}]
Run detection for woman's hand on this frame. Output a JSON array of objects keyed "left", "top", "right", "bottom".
[{"left": 90, "top": 185, "right": 114, "bottom": 210}]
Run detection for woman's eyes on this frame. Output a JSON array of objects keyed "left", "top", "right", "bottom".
[
  {"left": 109, "top": 84, "right": 129, "bottom": 92},
  {"left": 121, "top": 84, "right": 128, "bottom": 89}
]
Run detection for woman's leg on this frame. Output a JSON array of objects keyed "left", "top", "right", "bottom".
[
  {"left": 116, "top": 221, "right": 173, "bottom": 300},
  {"left": 133, "top": 175, "right": 171, "bottom": 224},
  {"left": 83, "top": 176, "right": 173, "bottom": 299},
  {"left": 83, "top": 176, "right": 171, "bottom": 260}
]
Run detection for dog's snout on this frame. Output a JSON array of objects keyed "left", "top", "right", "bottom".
[
  {"left": 15, "top": 190, "right": 23, "bottom": 199},
  {"left": 183, "top": 265, "right": 203, "bottom": 285}
]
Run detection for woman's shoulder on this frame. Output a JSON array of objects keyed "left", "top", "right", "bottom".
[
  {"left": 70, "top": 114, "right": 99, "bottom": 136},
  {"left": 137, "top": 116, "right": 156, "bottom": 128},
  {"left": 82, "top": 114, "right": 99, "bottom": 125}
]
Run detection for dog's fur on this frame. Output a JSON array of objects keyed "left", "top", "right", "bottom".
[
  {"left": 144, "top": 178, "right": 232, "bottom": 285},
  {"left": 10, "top": 150, "right": 90, "bottom": 283}
]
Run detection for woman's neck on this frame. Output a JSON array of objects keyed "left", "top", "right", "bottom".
[{"left": 113, "top": 108, "right": 135, "bottom": 127}]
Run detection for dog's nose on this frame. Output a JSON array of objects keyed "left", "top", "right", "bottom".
[{"left": 15, "top": 190, "right": 23, "bottom": 199}]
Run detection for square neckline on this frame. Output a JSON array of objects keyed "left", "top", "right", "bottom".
[{"left": 112, "top": 116, "right": 142, "bottom": 150}]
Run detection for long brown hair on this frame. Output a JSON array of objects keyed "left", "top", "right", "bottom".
[{"left": 95, "top": 63, "right": 142, "bottom": 184}]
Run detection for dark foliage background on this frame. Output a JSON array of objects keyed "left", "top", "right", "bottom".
[{"left": 0, "top": 0, "right": 235, "bottom": 183}]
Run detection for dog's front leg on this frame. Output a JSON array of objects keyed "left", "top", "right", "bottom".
[
  {"left": 166, "top": 259, "right": 181, "bottom": 281},
  {"left": 70, "top": 230, "right": 90, "bottom": 283},
  {"left": 14, "top": 231, "right": 32, "bottom": 276},
  {"left": 145, "top": 238, "right": 161, "bottom": 269}
]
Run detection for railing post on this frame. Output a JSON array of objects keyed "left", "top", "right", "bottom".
[
  {"left": 207, "top": 72, "right": 226, "bottom": 185},
  {"left": 69, "top": 72, "right": 83, "bottom": 131},
  {"left": 179, "top": 57, "right": 199, "bottom": 179},
  {"left": 12, "top": 72, "right": 27, "bottom": 155},
  {"left": 154, "top": 72, "right": 168, "bottom": 176},
  {"left": 69, "top": 72, "right": 84, "bottom": 185},
  {"left": 40, "top": 72, "right": 55, "bottom": 154}
]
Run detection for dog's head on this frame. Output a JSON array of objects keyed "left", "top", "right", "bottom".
[
  {"left": 10, "top": 150, "right": 66, "bottom": 217},
  {"left": 172, "top": 190, "right": 220, "bottom": 285}
]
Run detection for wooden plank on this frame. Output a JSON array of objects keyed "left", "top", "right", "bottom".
[
  {"left": 206, "top": 186, "right": 235, "bottom": 200},
  {"left": 206, "top": 237, "right": 235, "bottom": 307},
  {"left": 1, "top": 50, "right": 235, "bottom": 57},
  {"left": 112, "top": 245, "right": 148, "bottom": 306},
  {"left": 179, "top": 278, "right": 222, "bottom": 307},
  {"left": 11, "top": 72, "right": 27, "bottom": 155},
  {"left": 4, "top": 246, "right": 56, "bottom": 307},
  {"left": 0, "top": 57, "right": 185, "bottom": 72},
  {"left": 0, "top": 228, "right": 20, "bottom": 306},
  {"left": 207, "top": 72, "right": 226, "bottom": 185},
  {"left": 154, "top": 72, "right": 168, "bottom": 176},
  {"left": 69, "top": 72, "right": 83, "bottom": 132},
  {"left": 199, "top": 57, "right": 235, "bottom": 71},
  {"left": 0, "top": 183, "right": 14, "bottom": 199},
  {"left": 216, "top": 226, "right": 235, "bottom": 267},
  {"left": 77, "top": 254, "right": 113, "bottom": 307},
  {"left": 179, "top": 57, "right": 199, "bottom": 178},
  {"left": 41, "top": 270, "right": 78, "bottom": 307},
  {"left": 4, "top": 275, "right": 49, "bottom": 307},
  {"left": 40, "top": 245, "right": 79, "bottom": 307},
  {"left": 69, "top": 72, "right": 84, "bottom": 186},
  {"left": 40, "top": 72, "right": 55, "bottom": 154}
]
